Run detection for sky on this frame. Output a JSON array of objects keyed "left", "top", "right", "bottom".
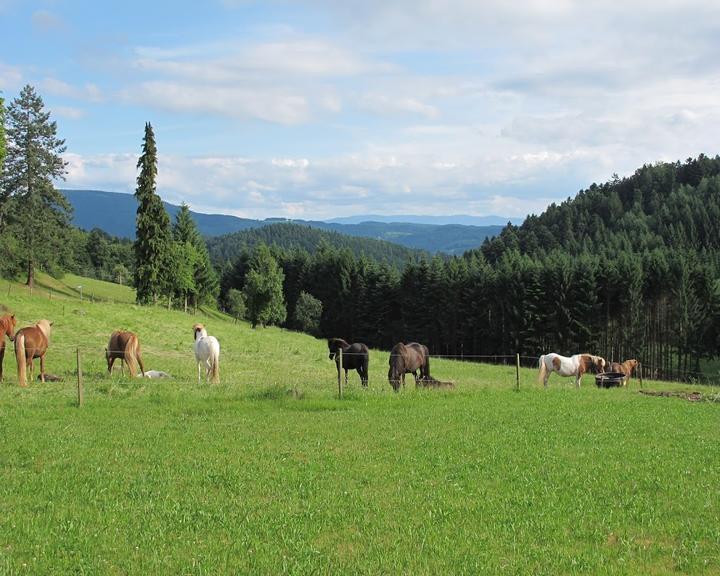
[{"left": 2, "top": 0, "right": 719, "bottom": 221}]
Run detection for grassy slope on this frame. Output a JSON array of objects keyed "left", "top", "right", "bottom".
[{"left": 0, "top": 275, "right": 718, "bottom": 575}]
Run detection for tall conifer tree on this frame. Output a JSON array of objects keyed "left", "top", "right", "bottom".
[
  {"left": 134, "top": 122, "right": 171, "bottom": 304},
  {"left": 2, "top": 85, "right": 70, "bottom": 287}
]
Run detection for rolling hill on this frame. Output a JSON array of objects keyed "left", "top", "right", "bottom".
[{"left": 62, "top": 189, "right": 505, "bottom": 254}]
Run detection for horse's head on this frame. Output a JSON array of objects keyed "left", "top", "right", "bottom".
[
  {"left": 594, "top": 356, "right": 606, "bottom": 373},
  {"left": 388, "top": 343, "right": 406, "bottom": 391},
  {"left": 193, "top": 323, "right": 207, "bottom": 341},
  {"left": 626, "top": 359, "right": 639, "bottom": 373},
  {"left": 327, "top": 339, "right": 336, "bottom": 360},
  {"left": 4, "top": 314, "right": 16, "bottom": 341}
]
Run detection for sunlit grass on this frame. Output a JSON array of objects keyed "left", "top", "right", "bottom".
[{"left": 0, "top": 275, "right": 718, "bottom": 574}]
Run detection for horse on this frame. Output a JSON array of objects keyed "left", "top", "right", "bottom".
[
  {"left": 388, "top": 342, "right": 430, "bottom": 392},
  {"left": 327, "top": 338, "right": 369, "bottom": 387},
  {"left": 608, "top": 359, "right": 638, "bottom": 387},
  {"left": 193, "top": 323, "right": 220, "bottom": 384},
  {"left": 0, "top": 314, "right": 16, "bottom": 382},
  {"left": 538, "top": 353, "right": 606, "bottom": 388},
  {"left": 105, "top": 330, "right": 146, "bottom": 377},
  {"left": 14, "top": 319, "right": 53, "bottom": 387}
]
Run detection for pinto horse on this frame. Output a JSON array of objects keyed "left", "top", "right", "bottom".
[
  {"left": 609, "top": 359, "right": 638, "bottom": 387},
  {"left": 193, "top": 323, "right": 220, "bottom": 384},
  {"left": 328, "top": 338, "right": 369, "bottom": 387},
  {"left": 0, "top": 314, "right": 16, "bottom": 382},
  {"left": 14, "top": 319, "right": 53, "bottom": 387},
  {"left": 388, "top": 342, "right": 430, "bottom": 392},
  {"left": 538, "top": 353, "right": 606, "bottom": 388},
  {"left": 106, "top": 330, "right": 146, "bottom": 377}
]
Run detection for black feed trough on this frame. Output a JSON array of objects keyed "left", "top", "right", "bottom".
[{"left": 595, "top": 372, "right": 626, "bottom": 388}]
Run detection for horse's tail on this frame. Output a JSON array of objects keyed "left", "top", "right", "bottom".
[
  {"left": 15, "top": 332, "right": 26, "bottom": 387},
  {"left": 538, "top": 355, "right": 547, "bottom": 384},
  {"left": 134, "top": 336, "right": 146, "bottom": 377},
  {"left": 210, "top": 343, "right": 220, "bottom": 384},
  {"left": 124, "top": 335, "right": 140, "bottom": 377}
]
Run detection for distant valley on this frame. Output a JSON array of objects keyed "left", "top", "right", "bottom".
[{"left": 62, "top": 189, "right": 508, "bottom": 254}]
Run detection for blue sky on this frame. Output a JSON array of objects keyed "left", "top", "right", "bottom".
[{"left": 2, "top": 0, "right": 719, "bottom": 220}]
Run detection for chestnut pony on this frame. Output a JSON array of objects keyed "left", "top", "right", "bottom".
[
  {"left": 0, "top": 314, "right": 17, "bottom": 382},
  {"left": 14, "top": 319, "right": 53, "bottom": 387},
  {"left": 608, "top": 359, "right": 639, "bottom": 387},
  {"left": 538, "top": 353, "right": 606, "bottom": 388},
  {"left": 106, "top": 330, "right": 146, "bottom": 377}
]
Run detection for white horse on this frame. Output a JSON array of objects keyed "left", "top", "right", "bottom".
[
  {"left": 538, "top": 353, "right": 606, "bottom": 388},
  {"left": 193, "top": 323, "right": 220, "bottom": 384}
]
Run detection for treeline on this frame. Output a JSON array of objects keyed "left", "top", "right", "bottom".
[{"left": 220, "top": 157, "right": 720, "bottom": 380}]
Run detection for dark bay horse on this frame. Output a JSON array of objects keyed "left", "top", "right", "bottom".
[
  {"left": 388, "top": 342, "right": 430, "bottom": 392},
  {"left": 0, "top": 314, "right": 16, "bottom": 382},
  {"left": 106, "top": 330, "right": 146, "bottom": 377},
  {"left": 14, "top": 319, "right": 52, "bottom": 387},
  {"left": 328, "top": 338, "right": 369, "bottom": 387}
]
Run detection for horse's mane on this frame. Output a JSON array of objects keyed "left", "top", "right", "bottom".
[{"left": 35, "top": 320, "right": 52, "bottom": 340}]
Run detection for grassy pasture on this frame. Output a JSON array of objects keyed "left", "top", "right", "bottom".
[{"left": 0, "top": 275, "right": 718, "bottom": 574}]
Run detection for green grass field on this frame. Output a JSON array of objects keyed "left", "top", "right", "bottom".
[{"left": 1, "top": 275, "right": 718, "bottom": 574}]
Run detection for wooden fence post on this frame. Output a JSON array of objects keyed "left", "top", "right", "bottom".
[
  {"left": 76, "top": 348, "right": 84, "bottom": 408},
  {"left": 337, "top": 348, "right": 343, "bottom": 399},
  {"left": 516, "top": 353, "right": 520, "bottom": 391},
  {"left": 638, "top": 362, "right": 643, "bottom": 389}
]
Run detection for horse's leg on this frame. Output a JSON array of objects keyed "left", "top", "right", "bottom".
[
  {"left": 0, "top": 341, "right": 4, "bottom": 382},
  {"left": 197, "top": 362, "right": 202, "bottom": 384},
  {"left": 344, "top": 368, "right": 349, "bottom": 387},
  {"left": 575, "top": 368, "right": 582, "bottom": 388},
  {"left": 40, "top": 354, "right": 46, "bottom": 383}
]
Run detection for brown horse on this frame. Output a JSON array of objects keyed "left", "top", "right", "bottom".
[
  {"left": 388, "top": 342, "right": 430, "bottom": 392},
  {"left": 328, "top": 338, "right": 369, "bottom": 387},
  {"left": 106, "top": 330, "right": 146, "bottom": 377},
  {"left": 609, "top": 359, "right": 638, "bottom": 387},
  {"left": 14, "top": 319, "right": 52, "bottom": 387},
  {"left": 0, "top": 314, "right": 16, "bottom": 382}
]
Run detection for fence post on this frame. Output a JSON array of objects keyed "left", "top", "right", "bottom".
[
  {"left": 638, "top": 362, "right": 643, "bottom": 389},
  {"left": 515, "top": 353, "right": 520, "bottom": 391},
  {"left": 76, "top": 347, "right": 84, "bottom": 408},
  {"left": 337, "top": 348, "right": 343, "bottom": 399}
]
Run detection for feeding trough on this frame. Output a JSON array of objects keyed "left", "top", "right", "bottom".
[{"left": 595, "top": 372, "right": 625, "bottom": 388}]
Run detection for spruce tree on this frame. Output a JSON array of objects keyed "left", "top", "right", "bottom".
[
  {"left": 2, "top": 85, "right": 70, "bottom": 287},
  {"left": 172, "top": 202, "right": 219, "bottom": 308},
  {"left": 243, "top": 244, "right": 286, "bottom": 328},
  {"left": 134, "top": 122, "right": 171, "bottom": 304}
]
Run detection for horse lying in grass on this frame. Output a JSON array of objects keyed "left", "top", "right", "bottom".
[
  {"left": 106, "top": 330, "right": 146, "bottom": 377},
  {"left": 0, "top": 314, "right": 16, "bottom": 382},
  {"left": 193, "top": 323, "right": 220, "bottom": 384},
  {"left": 328, "top": 338, "right": 369, "bottom": 387},
  {"left": 417, "top": 375, "right": 454, "bottom": 389},
  {"left": 388, "top": 342, "right": 430, "bottom": 392},
  {"left": 538, "top": 353, "right": 606, "bottom": 388},
  {"left": 608, "top": 359, "right": 638, "bottom": 387},
  {"left": 14, "top": 319, "right": 53, "bottom": 387}
]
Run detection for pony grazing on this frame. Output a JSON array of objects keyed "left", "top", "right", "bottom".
[
  {"left": 328, "top": 338, "right": 369, "bottom": 387},
  {"left": 0, "top": 314, "right": 16, "bottom": 382},
  {"left": 193, "top": 323, "right": 220, "bottom": 384},
  {"left": 14, "top": 319, "right": 53, "bottom": 387},
  {"left": 106, "top": 330, "right": 146, "bottom": 377},
  {"left": 608, "top": 359, "right": 639, "bottom": 386},
  {"left": 538, "top": 353, "right": 606, "bottom": 388},
  {"left": 388, "top": 342, "right": 430, "bottom": 392}
]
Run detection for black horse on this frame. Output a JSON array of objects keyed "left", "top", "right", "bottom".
[
  {"left": 328, "top": 338, "right": 369, "bottom": 387},
  {"left": 388, "top": 342, "right": 430, "bottom": 392}
]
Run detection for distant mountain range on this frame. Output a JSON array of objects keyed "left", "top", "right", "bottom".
[
  {"left": 61, "top": 189, "right": 509, "bottom": 254},
  {"left": 327, "top": 214, "right": 522, "bottom": 226}
]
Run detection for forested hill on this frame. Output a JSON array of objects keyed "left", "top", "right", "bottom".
[
  {"left": 480, "top": 154, "right": 720, "bottom": 262},
  {"left": 62, "top": 189, "right": 504, "bottom": 254},
  {"left": 207, "top": 222, "right": 427, "bottom": 268}
]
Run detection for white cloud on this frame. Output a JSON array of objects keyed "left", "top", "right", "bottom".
[
  {"left": 42, "top": 78, "right": 103, "bottom": 102},
  {"left": 52, "top": 106, "right": 85, "bottom": 119},
  {"left": 0, "top": 62, "right": 22, "bottom": 89}
]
